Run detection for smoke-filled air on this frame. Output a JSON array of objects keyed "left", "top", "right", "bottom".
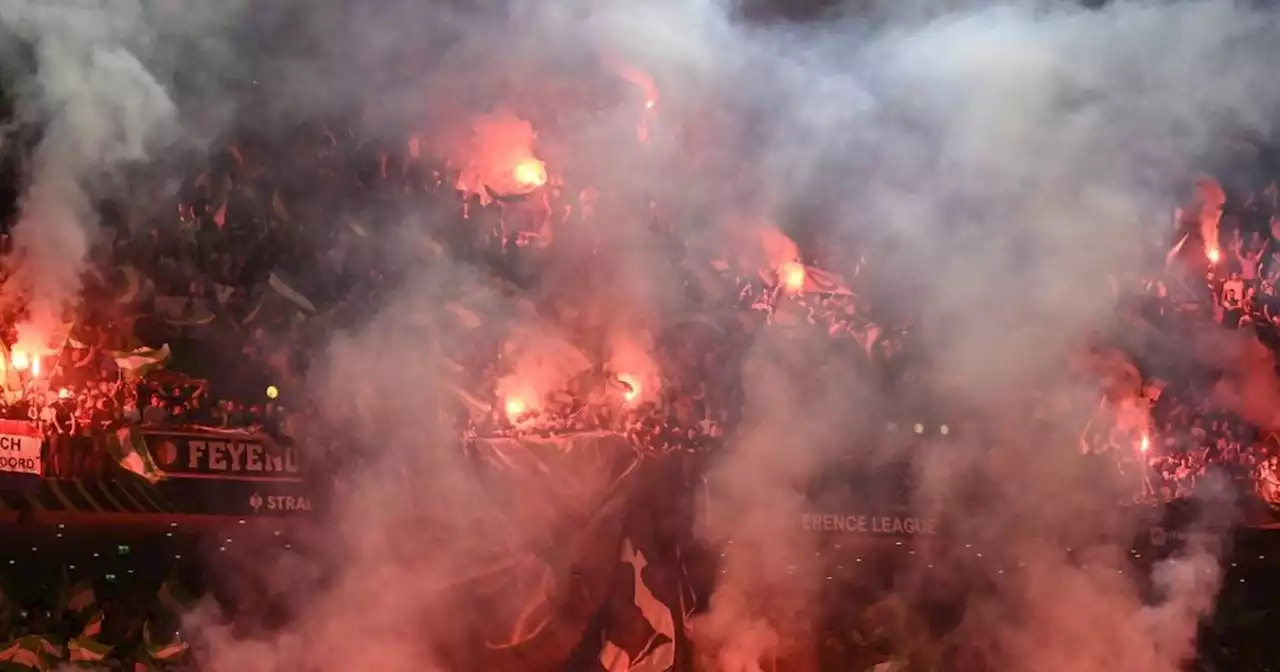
[{"left": 2, "top": 0, "right": 1280, "bottom": 669}]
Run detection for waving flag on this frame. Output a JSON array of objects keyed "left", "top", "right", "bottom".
[
  {"left": 0, "top": 344, "right": 23, "bottom": 404},
  {"left": 58, "top": 578, "right": 97, "bottom": 622},
  {"left": 142, "top": 620, "right": 188, "bottom": 664},
  {"left": 271, "top": 190, "right": 290, "bottom": 223},
  {"left": 156, "top": 574, "right": 197, "bottom": 615},
  {"left": 153, "top": 296, "right": 216, "bottom": 327},
  {"left": 77, "top": 611, "right": 103, "bottom": 640},
  {"left": 107, "top": 427, "right": 163, "bottom": 483},
  {"left": 268, "top": 270, "right": 317, "bottom": 314},
  {"left": 0, "top": 635, "right": 61, "bottom": 671},
  {"left": 802, "top": 265, "right": 854, "bottom": 295},
  {"left": 66, "top": 637, "right": 110, "bottom": 668},
  {"left": 596, "top": 537, "right": 678, "bottom": 672},
  {"left": 111, "top": 344, "right": 172, "bottom": 379}
]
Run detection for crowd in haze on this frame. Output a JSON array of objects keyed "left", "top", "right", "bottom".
[
  {"left": 1089, "top": 166, "right": 1280, "bottom": 505},
  {"left": 0, "top": 119, "right": 1274, "bottom": 506}
]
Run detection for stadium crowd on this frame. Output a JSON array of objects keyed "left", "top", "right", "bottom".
[{"left": 0, "top": 116, "right": 1273, "bottom": 507}]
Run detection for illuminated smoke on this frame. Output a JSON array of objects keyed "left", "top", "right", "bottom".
[
  {"left": 87, "top": 0, "right": 1280, "bottom": 670},
  {"left": 0, "top": 0, "right": 240, "bottom": 353},
  {"left": 0, "top": 2, "right": 178, "bottom": 348}
]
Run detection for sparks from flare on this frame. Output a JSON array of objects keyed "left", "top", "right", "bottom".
[
  {"left": 1140, "top": 435, "right": 1150, "bottom": 453},
  {"left": 1206, "top": 246, "right": 1220, "bottom": 264}
]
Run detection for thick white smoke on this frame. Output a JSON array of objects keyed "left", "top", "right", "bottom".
[
  {"left": 0, "top": 0, "right": 239, "bottom": 349},
  {"left": 7, "top": 0, "right": 1279, "bottom": 669}
]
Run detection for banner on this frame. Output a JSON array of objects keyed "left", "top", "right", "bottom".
[
  {"left": 245, "top": 484, "right": 315, "bottom": 516},
  {"left": 799, "top": 512, "right": 939, "bottom": 537},
  {"left": 0, "top": 419, "right": 41, "bottom": 476},
  {"left": 143, "top": 430, "right": 302, "bottom": 482}
]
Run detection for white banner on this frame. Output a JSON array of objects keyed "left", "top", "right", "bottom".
[{"left": 0, "top": 433, "right": 41, "bottom": 475}]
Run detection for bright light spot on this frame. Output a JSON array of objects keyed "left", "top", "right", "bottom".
[
  {"left": 617, "top": 374, "right": 640, "bottom": 403},
  {"left": 645, "top": 99, "right": 656, "bottom": 110},
  {"left": 913, "top": 423, "right": 924, "bottom": 434},
  {"left": 780, "top": 261, "right": 806, "bottom": 293},
  {"left": 266, "top": 385, "right": 279, "bottom": 400},
  {"left": 30, "top": 355, "right": 40, "bottom": 378},
  {"left": 1140, "top": 435, "right": 1150, "bottom": 453},
  {"left": 1207, "top": 247, "right": 1220, "bottom": 264},
  {"left": 940, "top": 424, "right": 950, "bottom": 436},
  {"left": 57, "top": 388, "right": 71, "bottom": 400},
  {"left": 10, "top": 350, "right": 29, "bottom": 371},
  {"left": 504, "top": 397, "right": 527, "bottom": 421},
  {"left": 513, "top": 158, "right": 547, "bottom": 188}
]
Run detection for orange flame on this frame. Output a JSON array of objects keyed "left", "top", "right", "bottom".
[
  {"left": 1139, "top": 435, "right": 1150, "bottom": 453},
  {"left": 609, "top": 62, "right": 659, "bottom": 144},
  {"left": 758, "top": 227, "right": 799, "bottom": 267},
  {"left": 57, "top": 387, "right": 71, "bottom": 400},
  {"left": 1196, "top": 175, "right": 1224, "bottom": 267},
  {"left": 456, "top": 112, "right": 547, "bottom": 198},
  {"left": 10, "top": 350, "right": 29, "bottom": 372},
  {"left": 513, "top": 158, "right": 548, "bottom": 188},
  {"left": 31, "top": 355, "right": 40, "bottom": 378},
  {"left": 613, "top": 63, "right": 659, "bottom": 112},
  {"left": 780, "top": 261, "right": 806, "bottom": 294},
  {"left": 504, "top": 397, "right": 528, "bottom": 422},
  {"left": 617, "top": 374, "right": 640, "bottom": 403}
]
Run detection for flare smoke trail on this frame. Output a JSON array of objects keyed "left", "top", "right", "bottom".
[
  {"left": 0, "top": 0, "right": 239, "bottom": 347},
  {"left": 215, "top": 0, "right": 1277, "bottom": 669},
  {"left": 6, "top": 0, "right": 1278, "bottom": 670}
]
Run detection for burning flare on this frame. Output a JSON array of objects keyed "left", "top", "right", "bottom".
[
  {"left": 757, "top": 226, "right": 805, "bottom": 293},
  {"left": 617, "top": 374, "right": 640, "bottom": 403},
  {"left": 453, "top": 111, "right": 548, "bottom": 199},
  {"left": 9, "top": 349, "right": 41, "bottom": 377},
  {"left": 512, "top": 158, "right": 548, "bottom": 189},
  {"left": 1195, "top": 175, "right": 1225, "bottom": 266},
  {"left": 779, "top": 261, "right": 806, "bottom": 294},
  {"left": 504, "top": 397, "right": 528, "bottom": 422}
]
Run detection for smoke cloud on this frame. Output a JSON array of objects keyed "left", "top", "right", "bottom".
[
  {"left": 10, "top": 0, "right": 1280, "bottom": 669},
  {"left": 0, "top": 0, "right": 242, "bottom": 350}
]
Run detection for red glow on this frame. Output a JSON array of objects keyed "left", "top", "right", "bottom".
[
  {"left": 617, "top": 374, "right": 640, "bottom": 403},
  {"left": 780, "top": 261, "right": 806, "bottom": 294},
  {"left": 513, "top": 158, "right": 548, "bottom": 189},
  {"left": 504, "top": 397, "right": 527, "bottom": 422}
]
